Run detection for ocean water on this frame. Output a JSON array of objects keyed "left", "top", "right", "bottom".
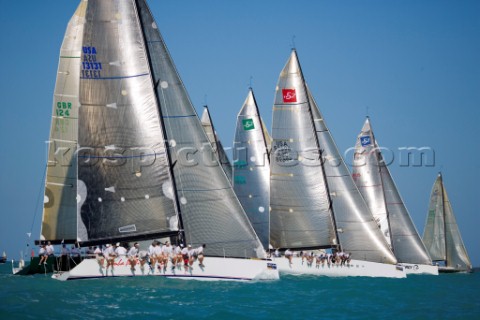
[{"left": 0, "top": 263, "right": 478, "bottom": 319}]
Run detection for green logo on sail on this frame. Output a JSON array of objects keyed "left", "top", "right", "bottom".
[{"left": 242, "top": 119, "right": 255, "bottom": 131}]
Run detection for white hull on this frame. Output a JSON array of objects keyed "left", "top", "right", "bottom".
[
  {"left": 400, "top": 263, "right": 438, "bottom": 275},
  {"left": 52, "top": 257, "right": 279, "bottom": 281},
  {"left": 272, "top": 256, "right": 406, "bottom": 278}
]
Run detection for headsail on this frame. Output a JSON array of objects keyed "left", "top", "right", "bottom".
[
  {"left": 307, "top": 88, "right": 396, "bottom": 264},
  {"left": 352, "top": 118, "right": 432, "bottom": 265},
  {"left": 423, "top": 174, "right": 471, "bottom": 271},
  {"left": 233, "top": 89, "right": 270, "bottom": 249},
  {"left": 41, "top": 1, "right": 87, "bottom": 243},
  {"left": 201, "top": 106, "right": 233, "bottom": 184},
  {"left": 135, "top": 0, "right": 264, "bottom": 258}
]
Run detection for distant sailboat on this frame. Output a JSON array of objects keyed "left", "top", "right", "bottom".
[
  {"left": 232, "top": 88, "right": 271, "bottom": 250},
  {"left": 352, "top": 117, "right": 437, "bottom": 275},
  {"left": 200, "top": 106, "right": 233, "bottom": 184},
  {"left": 269, "top": 50, "right": 405, "bottom": 278},
  {"left": 423, "top": 173, "right": 472, "bottom": 273},
  {"left": 39, "top": 0, "right": 277, "bottom": 281},
  {"left": 0, "top": 251, "right": 6, "bottom": 264}
]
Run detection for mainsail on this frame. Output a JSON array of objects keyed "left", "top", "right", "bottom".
[
  {"left": 40, "top": 0, "right": 264, "bottom": 259},
  {"left": 270, "top": 50, "right": 396, "bottom": 264},
  {"left": 200, "top": 106, "right": 233, "bottom": 184},
  {"left": 352, "top": 118, "right": 432, "bottom": 265},
  {"left": 423, "top": 173, "right": 472, "bottom": 271},
  {"left": 233, "top": 89, "right": 270, "bottom": 249}
]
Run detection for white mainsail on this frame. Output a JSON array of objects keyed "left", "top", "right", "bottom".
[
  {"left": 200, "top": 106, "right": 233, "bottom": 184},
  {"left": 41, "top": 0, "right": 271, "bottom": 268},
  {"left": 423, "top": 173, "right": 472, "bottom": 272},
  {"left": 233, "top": 89, "right": 271, "bottom": 250},
  {"left": 352, "top": 118, "right": 433, "bottom": 266},
  {"left": 270, "top": 50, "right": 397, "bottom": 264}
]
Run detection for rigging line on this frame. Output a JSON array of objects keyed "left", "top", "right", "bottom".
[{"left": 30, "top": 164, "right": 48, "bottom": 235}]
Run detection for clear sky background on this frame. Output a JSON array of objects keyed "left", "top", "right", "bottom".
[{"left": 0, "top": 0, "right": 478, "bottom": 266}]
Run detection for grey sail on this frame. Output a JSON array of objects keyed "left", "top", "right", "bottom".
[
  {"left": 41, "top": 1, "right": 87, "bottom": 242},
  {"left": 270, "top": 51, "right": 336, "bottom": 250},
  {"left": 135, "top": 0, "right": 264, "bottom": 258},
  {"left": 200, "top": 107, "right": 233, "bottom": 184},
  {"left": 77, "top": 0, "right": 177, "bottom": 243},
  {"left": 352, "top": 118, "right": 432, "bottom": 265},
  {"left": 423, "top": 174, "right": 472, "bottom": 271},
  {"left": 233, "top": 89, "right": 270, "bottom": 249},
  {"left": 307, "top": 88, "right": 396, "bottom": 264}
]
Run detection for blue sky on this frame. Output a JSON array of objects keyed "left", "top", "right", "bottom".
[{"left": 0, "top": 0, "right": 478, "bottom": 266}]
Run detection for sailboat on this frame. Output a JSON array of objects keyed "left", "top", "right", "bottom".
[
  {"left": 40, "top": 0, "right": 277, "bottom": 281},
  {"left": 200, "top": 106, "right": 233, "bottom": 183},
  {"left": 232, "top": 88, "right": 271, "bottom": 251},
  {"left": 422, "top": 173, "right": 472, "bottom": 273},
  {"left": 0, "top": 251, "right": 6, "bottom": 264},
  {"left": 352, "top": 117, "right": 438, "bottom": 275},
  {"left": 269, "top": 50, "right": 405, "bottom": 278}
]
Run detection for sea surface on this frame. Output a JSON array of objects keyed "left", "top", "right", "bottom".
[{"left": 0, "top": 263, "right": 479, "bottom": 319}]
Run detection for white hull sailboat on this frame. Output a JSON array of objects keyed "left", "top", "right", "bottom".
[
  {"left": 272, "top": 257, "right": 405, "bottom": 278},
  {"left": 39, "top": 0, "right": 278, "bottom": 282},
  {"left": 268, "top": 50, "right": 405, "bottom": 278},
  {"left": 423, "top": 173, "right": 472, "bottom": 273},
  {"left": 352, "top": 118, "right": 438, "bottom": 276},
  {"left": 54, "top": 257, "right": 278, "bottom": 281}
]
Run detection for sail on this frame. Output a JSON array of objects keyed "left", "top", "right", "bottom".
[
  {"left": 423, "top": 174, "right": 471, "bottom": 270},
  {"left": 41, "top": 1, "right": 87, "bottom": 242},
  {"left": 200, "top": 107, "right": 233, "bottom": 183},
  {"left": 308, "top": 89, "right": 397, "bottom": 264},
  {"left": 270, "top": 50, "right": 336, "bottom": 250},
  {"left": 75, "top": 0, "right": 180, "bottom": 243},
  {"left": 135, "top": 0, "right": 264, "bottom": 258},
  {"left": 423, "top": 175, "right": 446, "bottom": 261},
  {"left": 443, "top": 183, "right": 472, "bottom": 270},
  {"left": 352, "top": 119, "right": 391, "bottom": 246},
  {"left": 353, "top": 118, "right": 432, "bottom": 265},
  {"left": 233, "top": 89, "right": 270, "bottom": 249}
]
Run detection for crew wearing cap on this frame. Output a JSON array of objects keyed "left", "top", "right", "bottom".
[
  {"left": 181, "top": 244, "right": 189, "bottom": 269},
  {"left": 127, "top": 242, "right": 139, "bottom": 271},
  {"left": 104, "top": 244, "right": 117, "bottom": 273},
  {"left": 187, "top": 244, "right": 196, "bottom": 267},
  {"left": 173, "top": 244, "right": 183, "bottom": 267},
  {"left": 115, "top": 242, "right": 127, "bottom": 257}
]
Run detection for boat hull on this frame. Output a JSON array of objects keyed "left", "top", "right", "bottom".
[
  {"left": 53, "top": 257, "right": 279, "bottom": 281},
  {"left": 438, "top": 266, "right": 472, "bottom": 274},
  {"left": 400, "top": 263, "right": 438, "bottom": 275},
  {"left": 272, "top": 256, "right": 406, "bottom": 278}
]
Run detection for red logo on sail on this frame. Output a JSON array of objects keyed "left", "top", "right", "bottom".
[{"left": 282, "top": 89, "right": 297, "bottom": 103}]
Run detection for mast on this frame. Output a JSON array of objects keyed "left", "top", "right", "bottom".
[{"left": 134, "top": 0, "right": 185, "bottom": 244}]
